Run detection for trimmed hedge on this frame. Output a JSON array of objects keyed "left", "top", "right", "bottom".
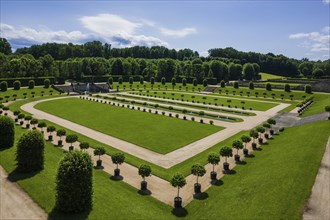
[
  {"left": 0, "top": 77, "right": 55, "bottom": 88},
  {"left": 28, "top": 80, "right": 35, "bottom": 89},
  {"left": 13, "top": 80, "right": 21, "bottom": 90},
  {"left": 0, "top": 81, "right": 8, "bottom": 92},
  {"left": 16, "top": 130, "right": 45, "bottom": 172},
  {"left": 0, "top": 116, "right": 15, "bottom": 149},
  {"left": 56, "top": 151, "right": 93, "bottom": 213}
]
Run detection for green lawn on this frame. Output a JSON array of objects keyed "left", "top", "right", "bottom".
[
  {"left": 300, "top": 93, "right": 330, "bottom": 117},
  {"left": 131, "top": 90, "right": 278, "bottom": 111},
  {"left": 0, "top": 86, "right": 58, "bottom": 101},
  {"left": 35, "top": 98, "right": 222, "bottom": 154},
  {"left": 259, "top": 72, "right": 285, "bottom": 80},
  {"left": 0, "top": 119, "right": 328, "bottom": 219}
]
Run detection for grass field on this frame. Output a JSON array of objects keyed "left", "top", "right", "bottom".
[
  {"left": 35, "top": 98, "right": 222, "bottom": 154},
  {"left": 0, "top": 119, "right": 328, "bottom": 219},
  {"left": 131, "top": 90, "right": 278, "bottom": 111},
  {"left": 0, "top": 86, "right": 58, "bottom": 101},
  {"left": 259, "top": 72, "right": 285, "bottom": 80}
]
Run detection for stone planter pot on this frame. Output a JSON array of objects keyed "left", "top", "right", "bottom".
[
  {"left": 265, "top": 134, "right": 269, "bottom": 139},
  {"left": 223, "top": 162, "right": 229, "bottom": 171},
  {"left": 243, "top": 148, "right": 249, "bottom": 156},
  {"left": 0, "top": 110, "right": 2, "bottom": 114},
  {"left": 252, "top": 143, "right": 257, "bottom": 150},
  {"left": 234, "top": 154, "right": 240, "bottom": 162},
  {"left": 169, "top": 113, "right": 172, "bottom": 117},
  {"left": 58, "top": 140, "right": 63, "bottom": 146},
  {"left": 141, "top": 181, "right": 147, "bottom": 191},
  {"left": 114, "top": 168, "right": 120, "bottom": 176},
  {"left": 183, "top": 116, "right": 186, "bottom": 120},
  {"left": 174, "top": 197, "right": 182, "bottom": 208},
  {"left": 279, "top": 127, "right": 284, "bottom": 132},
  {"left": 270, "top": 130, "right": 274, "bottom": 135},
  {"left": 26, "top": 124, "right": 30, "bottom": 129},
  {"left": 15, "top": 118, "right": 18, "bottom": 122},
  {"left": 200, "top": 119, "right": 203, "bottom": 123},
  {"left": 20, "top": 121, "right": 24, "bottom": 125},
  {"left": 48, "top": 135, "right": 53, "bottom": 141},
  {"left": 258, "top": 138, "right": 263, "bottom": 144},
  {"left": 69, "top": 146, "right": 74, "bottom": 151},
  {"left": 97, "top": 160, "right": 102, "bottom": 167},
  {"left": 210, "top": 171, "right": 217, "bottom": 180},
  {"left": 194, "top": 183, "right": 201, "bottom": 194}
]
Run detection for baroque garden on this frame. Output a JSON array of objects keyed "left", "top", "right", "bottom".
[{"left": 0, "top": 40, "right": 330, "bottom": 219}]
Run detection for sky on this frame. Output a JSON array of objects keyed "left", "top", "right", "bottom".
[{"left": 0, "top": 0, "right": 329, "bottom": 61}]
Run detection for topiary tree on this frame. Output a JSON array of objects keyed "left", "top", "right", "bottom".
[
  {"left": 37, "top": 121, "right": 47, "bottom": 134},
  {"left": 170, "top": 173, "right": 186, "bottom": 208},
  {"left": 284, "top": 84, "right": 290, "bottom": 92},
  {"left": 193, "top": 78, "right": 198, "bottom": 86},
  {"left": 171, "top": 77, "right": 176, "bottom": 89},
  {"left": 28, "top": 80, "right": 35, "bottom": 89},
  {"left": 30, "top": 118, "right": 38, "bottom": 129},
  {"left": 94, "top": 146, "right": 106, "bottom": 167},
  {"left": 139, "top": 76, "right": 144, "bottom": 84},
  {"left": 129, "top": 76, "right": 133, "bottom": 85},
  {"left": 18, "top": 113, "right": 25, "bottom": 125},
  {"left": 220, "top": 80, "right": 225, "bottom": 88},
  {"left": 47, "top": 125, "right": 56, "bottom": 141},
  {"left": 0, "top": 116, "right": 15, "bottom": 149},
  {"left": 219, "top": 146, "right": 233, "bottom": 172},
  {"left": 256, "top": 126, "right": 266, "bottom": 144},
  {"left": 305, "top": 84, "right": 312, "bottom": 94},
  {"left": 249, "top": 129, "right": 259, "bottom": 150},
  {"left": 79, "top": 142, "right": 90, "bottom": 152},
  {"left": 233, "top": 81, "right": 239, "bottom": 89},
  {"left": 13, "top": 80, "right": 21, "bottom": 90},
  {"left": 16, "top": 130, "right": 45, "bottom": 172},
  {"left": 232, "top": 140, "right": 244, "bottom": 163},
  {"left": 56, "top": 151, "right": 93, "bottom": 213},
  {"left": 199, "top": 111, "right": 205, "bottom": 123},
  {"left": 0, "top": 81, "right": 8, "bottom": 92},
  {"left": 13, "top": 110, "right": 21, "bottom": 122},
  {"left": 161, "top": 77, "right": 166, "bottom": 85},
  {"left": 325, "top": 106, "right": 330, "bottom": 120},
  {"left": 191, "top": 163, "right": 206, "bottom": 194},
  {"left": 267, "top": 118, "right": 276, "bottom": 135},
  {"left": 208, "top": 152, "right": 220, "bottom": 180},
  {"left": 263, "top": 123, "right": 271, "bottom": 139},
  {"left": 138, "top": 164, "right": 151, "bottom": 191},
  {"left": 266, "top": 83, "right": 272, "bottom": 91},
  {"left": 44, "top": 79, "right": 50, "bottom": 88},
  {"left": 66, "top": 134, "right": 78, "bottom": 151},
  {"left": 24, "top": 115, "right": 32, "bottom": 129},
  {"left": 56, "top": 129, "right": 66, "bottom": 146},
  {"left": 249, "top": 82, "right": 254, "bottom": 90},
  {"left": 203, "top": 79, "right": 208, "bottom": 87},
  {"left": 111, "top": 152, "right": 125, "bottom": 177},
  {"left": 182, "top": 78, "right": 187, "bottom": 87},
  {"left": 241, "top": 135, "right": 251, "bottom": 156}
]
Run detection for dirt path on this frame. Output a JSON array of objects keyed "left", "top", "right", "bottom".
[
  {"left": 21, "top": 96, "right": 289, "bottom": 168},
  {"left": 303, "top": 137, "right": 330, "bottom": 220},
  {"left": 0, "top": 166, "right": 47, "bottom": 219}
]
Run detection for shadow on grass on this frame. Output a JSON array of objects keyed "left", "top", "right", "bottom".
[
  {"left": 138, "top": 189, "right": 152, "bottom": 196},
  {"left": 171, "top": 208, "right": 188, "bottom": 218},
  {"left": 49, "top": 206, "right": 91, "bottom": 220},
  {"left": 193, "top": 192, "right": 208, "bottom": 200},
  {"left": 262, "top": 142, "right": 269, "bottom": 146},
  {"left": 223, "top": 170, "right": 236, "bottom": 175},
  {"left": 7, "top": 168, "right": 41, "bottom": 182},
  {"left": 236, "top": 161, "right": 247, "bottom": 165},
  {"left": 211, "top": 179, "right": 223, "bottom": 186},
  {"left": 110, "top": 175, "right": 124, "bottom": 181},
  {"left": 0, "top": 145, "right": 13, "bottom": 152},
  {"left": 245, "top": 154, "right": 255, "bottom": 158},
  {"left": 255, "top": 147, "right": 263, "bottom": 151}
]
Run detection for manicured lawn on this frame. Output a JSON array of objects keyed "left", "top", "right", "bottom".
[
  {"left": 35, "top": 98, "right": 222, "bottom": 154},
  {"left": 131, "top": 90, "right": 278, "bottom": 111},
  {"left": 301, "top": 93, "right": 330, "bottom": 117},
  {"left": 0, "top": 86, "right": 58, "bottom": 101},
  {"left": 259, "top": 72, "right": 285, "bottom": 80}
]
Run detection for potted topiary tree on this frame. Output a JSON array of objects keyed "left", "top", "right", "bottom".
[
  {"left": 208, "top": 152, "right": 220, "bottom": 180},
  {"left": 267, "top": 118, "right": 277, "bottom": 135},
  {"left": 3, "top": 106, "right": 9, "bottom": 116},
  {"left": 37, "top": 122, "right": 47, "bottom": 134},
  {"left": 199, "top": 111, "right": 205, "bottom": 123},
  {"left": 18, "top": 113, "right": 25, "bottom": 125},
  {"left": 24, "top": 115, "right": 32, "bottom": 129},
  {"left": 182, "top": 109, "right": 187, "bottom": 120},
  {"left": 111, "top": 152, "right": 125, "bottom": 177},
  {"left": 94, "top": 146, "right": 106, "bottom": 168},
  {"left": 263, "top": 123, "right": 271, "bottom": 139},
  {"left": 191, "top": 164, "right": 206, "bottom": 194},
  {"left": 250, "top": 129, "right": 258, "bottom": 150},
  {"left": 170, "top": 173, "right": 186, "bottom": 208},
  {"left": 79, "top": 142, "right": 90, "bottom": 152},
  {"left": 30, "top": 118, "right": 38, "bottom": 130},
  {"left": 256, "top": 126, "right": 266, "bottom": 144},
  {"left": 56, "top": 129, "right": 66, "bottom": 146},
  {"left": 47, "top": 126, "right": 56, "bottom": 141},
  {"left": 66, "top": 134, "right": 78, "bottom": 151},
  {"left": 219, "top": 146, "right": 233, "bottom": 172},
  {"left": 138, "top": 164, "right": 151, "bottom": 191},
  {"left": 241, "top": 135, "right": 251, "bottom": 156},
  {"left": 232, "top": 140, "right": 244, "bottom": 163},
  {"left": 13, "top": 110, "right": 21, "bottom": 122},
  {"left": 0, "top": 104, "right": 3, "bottom": 114}
]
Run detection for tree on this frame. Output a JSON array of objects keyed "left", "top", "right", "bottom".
[
  {"left": 220, "top": 80, "right": 225, "bottom": 88},
  {"left": 30, "top": 118, "right": 38, "bottom": 129},
  {"left": 232, "top": 140, "right": 243, "bottom": 162},
  {"left": 0, "top": 81, "right": 8, "bottom": 92},
  {"left": 325, "top": 106, "right": 330, "bottom": 120},
  {"left": 191, "top": 163, "right": 206, "bottom": 193},
  {"left": 56, "top": 129, "right": 66, "bottom": 146},
  {"left": 203, "top": 78, "right": 208, "bottom": 87},
  {"left": 0, "top": 38, "right": 12, "bottom": 55},
  {"left": 56, "top": 151, "right": 93, "bottom": 213},
  {"left": 249, "top": 129, "right": 259, "bottom": 149},
  {"left": 139, "top": 75, "right": 144, "bottom": 84},
  {"left": 266, "top": 83, "right": 272, "bottom": 91},
  {"left": 312, "top": 68, "right": 324, "bottom": 78},
  {"left": 18, "top": 113, "right": 25, "bottom": 125},
  {"left": 207, "top": 152, "right": 220, "bottom": 180},
  {"left": 44, "top": 79, "right": 50, "bottom": 88},
  {"left": 138, "top": 164, "right": 151, "bottom": 191},
  {"left": 284, "top": 84, "right": 290, "bottom": 92},
  {"left": 263, "top": 123, "right": 271, "bottom": 137},
  {"left": 66, "top": 134, "right": 78, "bottom": 150},
  {"left": 170, "top": 173, "right": 186, "bottom": 208},
  {"left": 305, "top": 84, "right": 312, "bottom": 94},
  {"left": 243, "top": 63, "right": 255, "bottom": 80},
  {"left": 79, "top": 142, "right": 90, "bottom": 152},
  {"left": 182, "top": 78, "right": 187, "bottom": 86},
  {"left": 161, "top": 77, "right": 166, "bottom": 85},
  {"left": 256, "top": 126, "right": 266, "bottom": 144},
  {"left": 16, "top": 130, "right": 45, "bottom": 172},
  {"left": 111, "top": 152, "right": 125, "bottom": 177},
  {"left": 150, "top": 77, "right": 155, "bottom": 86},
  {"left": 37, "top": 121, "right": 47, "bottom": 133},
  {"left": 233, "top": 81, "right": 239, "bottom": 89},
  {"left": 47, "top": 125, "right": 56, "bottom": 141},
  {"left": 24, "top": 115, "right": 32, "bottom": 129},
  {"left": 93, "top": 146, "right": 106, "bottom": 167},
  {"left": 171, "top": 77, "right": 176, "bottom": 88},
  {"left": 249, "top": 82, "right": 254, "bottom": 90},
  {"left": 28, "top": 80, "right": 35, "bottom": 89},
  {"left": 219, "top": 146, "right": 233, "bottom": 171},
  {"left": 13, "top": 80, "right": 21, "bottom": 90},
  {"left": 198, "top": 111, "right": 205, "bottom": 123},
  {"left": 0, "top": 116, "right": 15, "bottom": 149},
  {"left": 241, "top": 135, "right": 251, "bottom": 156},
  {"left": 129, "top": 76, "right": 133, "bottom": 85}
]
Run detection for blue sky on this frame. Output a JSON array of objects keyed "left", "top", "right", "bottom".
[{"left": 1, "top": 0, "right": 329, "bottom": 60}]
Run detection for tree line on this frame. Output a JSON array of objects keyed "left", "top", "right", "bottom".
[{"left": 0, "top": 38, "right": 329, "bottom": 81}]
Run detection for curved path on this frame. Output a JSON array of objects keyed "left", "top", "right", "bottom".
[{"left": 21, "top": 96, "right": 289, "bottom": 168}]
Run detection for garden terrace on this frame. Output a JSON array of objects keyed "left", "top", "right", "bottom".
[
  {"left": 0, "top": 86, "right": 58, "bottom": 102},
  {"left": 34, "top": 98, "right": 222, "bottom": 154}
]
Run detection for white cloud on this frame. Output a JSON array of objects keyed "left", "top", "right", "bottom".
[
  {"left": 160, "top": 27, "right": 197, "bottom": 37},
  {"left": 322, "top": 0, "right": 330, "bottom": 4},
  {"left": 289, "top": 27, "right": 330, "bottom": 53}
]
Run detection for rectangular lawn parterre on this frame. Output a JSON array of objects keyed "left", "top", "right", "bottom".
[{"left": 35, "top": 98, "right": 222, "bottom": 154}]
